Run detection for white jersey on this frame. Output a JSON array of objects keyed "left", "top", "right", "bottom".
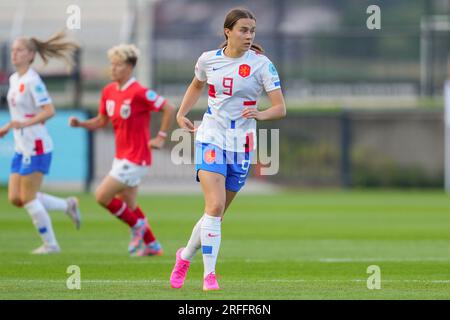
[
  {"left": 7, "top": 68, "right": 53, "bottom": 156},
  {"left": 194, "top": 48, "right": 281, "bottom": 152}
]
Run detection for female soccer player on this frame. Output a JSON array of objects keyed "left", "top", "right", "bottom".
[
  {"left": 0, "top": 32, "right": 82, "bottom": 254},
  {"left": 69, "top": 44, "right": 175, "bottom": 256},
  {"left": 170, "top": 8, "right": 286, "bottom": 291}
]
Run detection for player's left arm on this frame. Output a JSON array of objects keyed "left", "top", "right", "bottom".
[
  {"left": 242, "top": 89, "right": 286, "bottom": 121},
  {"left": 10, "top": 104, "right": 55, "bottom": 129},
  {"left": 148, "top": 100, "right": 176, "bottom": 149}
]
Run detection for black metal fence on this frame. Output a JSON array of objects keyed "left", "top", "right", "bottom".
[
  {"left": 263, "top": 109, "right": 444, "bottom": 188},
  {"left": 148, "top": 109, "right": 444, "bottom": 188}
]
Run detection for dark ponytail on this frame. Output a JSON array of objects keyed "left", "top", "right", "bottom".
[{"left": 220, "top": 8, "right": 264, "bottom": 54}]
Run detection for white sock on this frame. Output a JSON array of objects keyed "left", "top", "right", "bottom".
[
  {"left": 37, "top": 192, "right": 68, "bottom": 212},
  {"left": 200, "top": 214, "right": 222, "bottom": 277},
  {"left": 24, "top": 199, "right": 58, "bottom": 247},
  {"left": 181, "top": 215, "right": 204, "bottom": 261}
]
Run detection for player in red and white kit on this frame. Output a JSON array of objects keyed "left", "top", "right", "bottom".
[
  {"left": 170, "top": 8, "right": 286, "bottom": 291},
  {"left": 0, "top": 32, "right": 81, "bottom": 255},
  {"left": 69, "top": 44, "right": 175, "bottom": 256}
]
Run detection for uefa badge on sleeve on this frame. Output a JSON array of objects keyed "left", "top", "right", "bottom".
[
  {"left": 35, "top": 84, "right": 45, "bottom": 93},
  {"left": 269, "top": 63, "right": 278, "bottom": 76},
  {"left": 146, "top": 90, "right": 158, "bottom": 102}
]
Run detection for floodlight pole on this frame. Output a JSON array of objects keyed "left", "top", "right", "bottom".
[
  {"left": 135, "top": 0, "right": 160, "bottom": 88},
  {"left": 9, "top": 0, "right": 26, "bottom": 42},
  {"left": 420, "top": 18, "right": 432, "bottom": 97},
  {"left": 420, "top": 16, "right": 450, "bottom": 193},
  {"left": 420, "top": 16, "right": 450, "bottom": 97},
  {"left": 445, "top": 56, "right": 450, "bottom": 193}
]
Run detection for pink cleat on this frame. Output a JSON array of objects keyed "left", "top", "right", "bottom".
[
  {"left": 170, "top": 247, "right": 191, "bottom": 289},
  {"left": 203, "top": 272, "right": 220, "bottom": 291}
]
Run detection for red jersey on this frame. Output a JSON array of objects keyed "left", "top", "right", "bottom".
[{"left": 99, "top": 78, "right": 166, "bottom": 166}]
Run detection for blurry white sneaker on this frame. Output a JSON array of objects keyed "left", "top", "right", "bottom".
[
  {"left": 66, "top": 197, "right": 81, "bottom": 230},
  {"left": 31, "top": 244, "right": 61, "bottom": 254}
]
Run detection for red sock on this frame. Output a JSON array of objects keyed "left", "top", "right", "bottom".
[
  {"left": 106, "top": 198, "right": 138, "bottom": 228},
  {"left": 133, "top": 206, "right": 146, "bottom": 220},
  {"left": 134, "top": 207, "right": 156, "bottom": 244}
]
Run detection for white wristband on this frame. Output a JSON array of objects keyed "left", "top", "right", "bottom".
[{"left": 157, "top": 131, "right": 168, "bottom": 138}]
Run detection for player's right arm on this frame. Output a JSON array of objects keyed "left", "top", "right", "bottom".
[
  {"left": 177, "top": 76, "right": 205, "bottom": 132},
  {"left": 177, "top": 52, "right": 208, "bottom": 132},
  {"left": 69, "top": 114, "right": 108, "bottom": 130},
  {"left": 69, "top": 86, "right": 109, "bottom": 130},
  {"left": 0, "top": 122, "right": 11, "bottom": 138}
]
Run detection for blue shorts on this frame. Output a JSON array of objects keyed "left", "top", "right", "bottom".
[
  {"left": 195, "top": 142, "right": 252, "bottom": 192},
  {"left": 11, "top": 152, "right": 52, "bottom": 176}
]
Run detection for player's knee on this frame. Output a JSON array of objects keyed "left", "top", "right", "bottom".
[
  {"left": 95, "top": 189, "right": 110, "bottom": 207},
  {"left": 9, "top": 196, "right": 23, "bottom": 207},
  {"left": 95, "top": 191, "right": 106, "bottom": 206},
  {"left": 20, "top": 195, "right": 35, "bottom": 206},
  {"left": 206, "top": 201, "right": 225, "bottom": 216}
]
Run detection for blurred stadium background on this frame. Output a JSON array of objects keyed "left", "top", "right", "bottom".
[{"left": 1, "top": 0, "right": 450, "bottom": 193}]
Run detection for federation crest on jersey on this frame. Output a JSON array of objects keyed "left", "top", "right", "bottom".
[
  {"left": 239, "top": 64, "right": 251, "bottom": 78},
  {"left": 204, "top": 149, "right": 216, "bottom": 164},
  {"left": 120, "top": 100, "right": 132, "bottom": 119},
  {"left": 19, "top": 83, "right": 25, "bottom": 93},
  {"left": 106, "top": 100, "right": 115, "bottom": 117}
]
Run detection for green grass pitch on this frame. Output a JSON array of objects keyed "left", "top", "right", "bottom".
[{"left": 1, "top": 190, "right": 450, "bottom": 299}]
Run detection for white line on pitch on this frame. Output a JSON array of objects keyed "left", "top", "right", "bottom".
[
  {"left": 9, "top": 257, "right": 450, "bottom": 265},
  {"left": 1, "top": 279, "right": 450, "bottom": 284}
]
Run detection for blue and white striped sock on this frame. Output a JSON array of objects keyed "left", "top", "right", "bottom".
[
  {"left": 24, "top": 199, "right": 58, "bottom": 247},
  {"left": 200, "top": 214, "right": 222, "bottom": 277}
]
